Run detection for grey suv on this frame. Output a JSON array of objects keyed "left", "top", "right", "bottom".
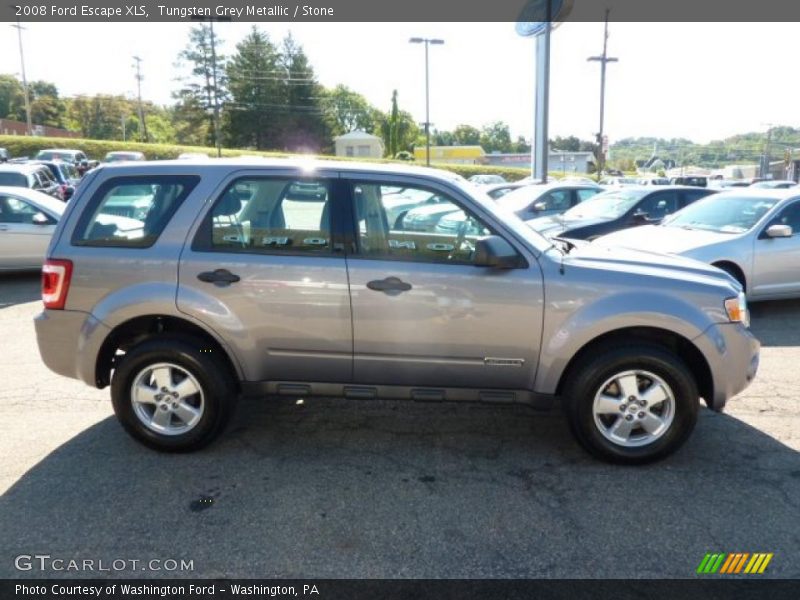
[{"left": 34, "top": 159, "right": 760, "bottom": 463}]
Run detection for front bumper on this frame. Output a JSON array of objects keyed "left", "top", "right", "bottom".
[
  {"left": 34, "top": 309, "right": 110, "bottom": 387},
  {"left": 692, "top": 322, "right": 760, "bottom": 411}
]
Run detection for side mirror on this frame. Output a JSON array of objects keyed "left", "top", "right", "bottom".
[
  {"left": 765, "top": 224, "right": 792, "bottom": 238},
  {"left": 631, "top": 210, "right": 650, "bottom": 224},
  {"left": 32, "top": 212, "right": 51, "bottom": 225},
  {"left": 473, "top": 236, "right": 524, "bottom": 269},
  {"left": 532, "top": 201, "right": 547, "bottom": 212}
]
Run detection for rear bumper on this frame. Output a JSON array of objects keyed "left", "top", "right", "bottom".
[
  {"left": 34, "top": 309, "right": 109, "bottom": 387},
  {"left": 693, "top": 322, "right": 760, "bottom": 411}
]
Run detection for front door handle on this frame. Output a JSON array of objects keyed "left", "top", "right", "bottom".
[
  {"left": 197, "top": 269, "right": 240, "bottom": 286},
  {"left": 366, "top": 276, "right": 412, "bottom": 295}
]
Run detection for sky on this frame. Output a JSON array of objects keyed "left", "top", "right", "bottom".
[{"left": 0, "top": 21, "right": 797, "bottom": 144}]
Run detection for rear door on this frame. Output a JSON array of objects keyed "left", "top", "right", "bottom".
[
  {"left": 177, "top": 169, "right": 353, "bottom": 383},
  {"left": 342, "top": 174, "right": 544, "bottom": 390}
]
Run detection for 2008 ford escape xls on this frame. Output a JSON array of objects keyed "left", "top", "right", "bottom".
[{"left": 34, "top": 159, "right": 759, "bottom": 463}]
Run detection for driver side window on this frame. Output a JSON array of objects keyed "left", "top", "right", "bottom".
[{"left": 352, "top": 182, "right": 494, "bottom": 265}]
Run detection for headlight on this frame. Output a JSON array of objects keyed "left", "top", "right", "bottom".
[{"left": 724, "top": 291, "right": 749, "bottom": 327}]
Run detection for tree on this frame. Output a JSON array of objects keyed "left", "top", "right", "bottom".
[
  {"left": 275, "top": 33, "right": 329, "bottom": 152},
  {"left": 377, "top": 90, "right": 418, "bottom": 157},
  {"left": 551, "top": 135, "right": 581, "bottom": 152},
  {"left": 174, "top": 24, "right": 228, "bottom": 147},
  {"left": 0, "top": 74, "right": 24, "bottom": 120},
  {"left": 65, "top": 95, "right": 130, "bottom": 140},
  {"left": 480, "top": 121, "right": 512, "bottom": 153},
  {"left": 452, "top": 124, "right": 481, "bottom": 146},
  {"left": 320, "top": 84, "right": 380, "bottom": 137},
  {"left": 225, "top": 27, "right": 283, "bottom": 149}
]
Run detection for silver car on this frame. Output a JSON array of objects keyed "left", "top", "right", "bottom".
[
  {"left": 595, "top": 189, "right": 800, "bottom": 300},
  {"left": 33, "top": 159, "right": 759, "bottom": 463},
  {"left": 0, "top": 187, "right": 63, "bottom": 270}
]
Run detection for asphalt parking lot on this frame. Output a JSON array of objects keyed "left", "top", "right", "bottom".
[{"left": 0, "top": 272, "right": 798, "bottom": 579}]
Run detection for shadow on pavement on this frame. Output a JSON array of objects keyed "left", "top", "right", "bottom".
[
  {"left": 749, "top": 298, "right": 800, "bottom": 347},
  {"left": 1, "top": 398, "right": 798, "bottom": 579},
  {"left": 0, "top": 272, "right": 41, "bottom": 308}
]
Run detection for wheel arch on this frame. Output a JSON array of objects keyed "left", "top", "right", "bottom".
[
  {"left": 555, "top": 326, "right": 713, "bottom": 407},
  {"left": 94, "top": 314, "right": 243, "bottom": 390},
  {"left": 711, "top": 260, "right": 746, "bottom": 291}
]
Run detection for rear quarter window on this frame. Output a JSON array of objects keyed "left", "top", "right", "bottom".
[{"left": 71, "top": 175, "right": 199, "bottom": 248}]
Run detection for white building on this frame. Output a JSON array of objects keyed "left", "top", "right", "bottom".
[{"left": 334, "top": 131, "right": 384, "bottom": 158}]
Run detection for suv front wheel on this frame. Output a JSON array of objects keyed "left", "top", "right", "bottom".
[
  {"left": 563, "top": 344, "right": 698, "bottom": 464},
  {"left": 111, "top": 335, "right": 237, "bottom": 452}
]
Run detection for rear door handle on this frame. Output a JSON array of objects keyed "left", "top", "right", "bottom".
[
  {"left": 197, "top": 269, "right": 240, "bottom": 286},
  {"left": 366, "top": 276, "right": 412, "bottom": 295}
]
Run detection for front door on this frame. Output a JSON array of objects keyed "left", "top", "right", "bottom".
[
  {"left": 751, "top": 200, "right": 800, "bottom": 297},
  {"left": 342, "top": 176, "right": 544, "bottom": 390},
  {"left": 178, "top": 171, "right": 352, "bottom": 383}
]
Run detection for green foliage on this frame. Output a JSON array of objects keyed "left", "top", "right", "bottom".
[
  {"left": 452, "top": 124, "right": 481, "bottom": 146},
  {"left": 378, "top": 90, "right": 417, "bottom": 156},
  {"left": 320, "top": 84, "right": 381, "bottom": 137},
  {"left": 480, "top": 121, "right": 513, "bottom": 153},
  {"left": 0, "top": 74, "right": 24, "bottom": 120}
]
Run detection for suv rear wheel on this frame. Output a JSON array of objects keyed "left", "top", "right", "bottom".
[
  {"left": 563, "top": 344, "right": 698, "bottom": 464},
  {"left": 111, "top": 335, "right": 237, "bottom": 452}
]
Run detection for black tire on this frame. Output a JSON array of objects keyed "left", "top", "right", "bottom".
[
  {"left": 111, "top": 334, "right": 238, "bottom": 452},
  {"left": 562, "top": 343, "right": 698, "bottom": 465}
]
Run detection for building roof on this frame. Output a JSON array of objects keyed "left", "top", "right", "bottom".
[{"left": 334, "top": 130, "right": 383, "bottom": 141}]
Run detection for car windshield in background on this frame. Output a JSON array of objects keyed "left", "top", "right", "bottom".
[
  {"left": 665, "top": 195, "right": 779, "bottom": 233},
  {"left": 0, "top": 172, "right": 28, "bottom": 186},
  {"left": 562, "top": 189, "right": 647, "bottom": 219}
]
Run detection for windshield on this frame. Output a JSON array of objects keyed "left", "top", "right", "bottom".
[
  {"left": 562, "top": 189, "right": 647, "bottom": 219},
  {"left": 665, "top": 194, "right": 778, "bottom": 233}
]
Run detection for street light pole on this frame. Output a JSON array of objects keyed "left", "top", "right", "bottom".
[
  {"left": 588, "top": 9, "right": 618, "bottom": 180},
  {"left": 409, "top": 37, "right": 444, "bottom": 167},
  {"left": 11, "top": 19, "right": 32, "bottom": 136},
  {"left": 209, "top": 19, "right": 222, "bottom": 158}
]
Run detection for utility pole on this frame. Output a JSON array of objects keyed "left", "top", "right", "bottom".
[
  {"left": 587, "top": 9, "right": 618, "bottom": 180},
  {"left": 761, "top": 125, "right": 773, "bottom": 179},
  {"left": 11, "top": 19, "right": 33, "bottom": 136},
  {"left": 132, "top": 56, "right": 149, "bottom": 142}
]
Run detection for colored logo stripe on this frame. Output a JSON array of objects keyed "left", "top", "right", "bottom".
[{"left": 698, "top": 553, "right": 773, "bottom": 574}]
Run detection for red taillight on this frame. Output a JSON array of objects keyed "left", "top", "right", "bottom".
[{"left": 42, "top": 259, "right": 73, "bottom": 309}]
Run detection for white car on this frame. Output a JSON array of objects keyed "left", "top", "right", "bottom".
[{"left": 595, "top": 189, "right": 800, "bottom": 300}]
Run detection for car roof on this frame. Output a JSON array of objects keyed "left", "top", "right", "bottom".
[
  {"left": 0, "top": 163, "right": 46, "bottom": 174},
  {"left": 0, "top": 185, "right": 66, "bottom": 212},
  {"left": 38, "top": 148, "right": 81, "bottom": 153},
  {"left": 92, "top": 157, "right": 469, "bottom": 185}
]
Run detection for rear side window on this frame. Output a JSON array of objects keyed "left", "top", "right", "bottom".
[
  {"left": 72, "top": 175, "right": 199, "bottom": 248},
  {"left": 0, "top": 172, "right": 27, "bottom": 187},
  {"left": 193, "top": 178, "right": 333, "bottom": 255}
]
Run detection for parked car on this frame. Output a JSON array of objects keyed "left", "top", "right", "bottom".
[
  {"left": 709, "top": 179, "right": 751, "bottom": 189},
  {"left": 483, "top": 182, "right": 529, "bottom": 200},
  {"left": 595, "top": 189, "right": 800, "bottom": 300},
  {"left": 33, "top": 160, "right": 82, "bottom": 201},
  {"left": 637, "top": 176, "right": 670, "bottom": 186},
  {"left": 0, "top": 186, "right": 142, "bottom": 271},
  {"left": 0, "top": 148, "right": 9, "bottom": 162},
  {"left": 469, "top": 174, "right": 507, "bottom": 185},
  {"left": 35, "top": 148, "right": 89, "bottom": 164},
  {"left": 599, "top": 176, "right": 639, "bottom": 187},
  {"left": 177, "top": 152, "right": 210, "bottom": 160},
  {"left": 33, "top": 159, "right": 759, "bottom": 464},
  {"left": 750, "top": 180, "right": 796, "bottom": 189},
  {"left": 495, "top": 182, "right": 603, "bottom": 220},
  {"left": 0, "top": 163, "right": 62, "bottom": 200},
  {"left": 669, "top": 175, "right": 708, "bottom": 188},
  {"left": 527, "top": 186, "right": 717, "bottom": 241},
  {"left": 104, "top": 151, "right": 146, "bottom": 163},
  {"left": 379, "top": 187, "right": 448, "bottom": 229}
]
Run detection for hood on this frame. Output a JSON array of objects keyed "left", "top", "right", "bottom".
[
  {"left": 596, "top": 224, "right": 739, "bottom": 254},
  {"left": 526, "top": 214, "right": 612, "bottom": 237},
  {"left": 565, "top": 242, "right": 738, "bottom": 290}
]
